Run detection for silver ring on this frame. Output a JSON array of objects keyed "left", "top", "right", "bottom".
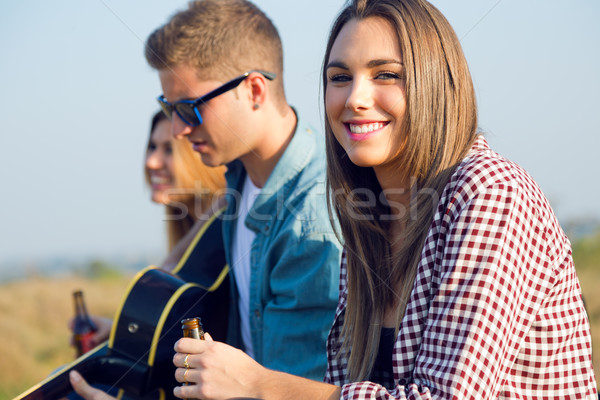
[{"left": 183, "top": 354, "right": 190, "bottom": 369}]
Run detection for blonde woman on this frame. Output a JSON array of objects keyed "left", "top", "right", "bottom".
[{"left": 145, "top": 110, "right": 226, "bottom": 253}]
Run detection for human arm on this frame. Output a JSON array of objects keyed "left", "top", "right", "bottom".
[
  {"left": 172, "top": 336, "right": 341, "bottom": 400},
  {"left": 256, "top": 229, "right": 341, "bottom": 379}
]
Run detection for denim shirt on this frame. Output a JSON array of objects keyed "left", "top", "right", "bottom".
[{"left": 222, "top": 114, "right": 342, "bottom": 380}]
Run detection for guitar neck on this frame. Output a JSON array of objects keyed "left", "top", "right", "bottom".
[{"left": 16, "top": 343, "right": 109, "bottom": 400}]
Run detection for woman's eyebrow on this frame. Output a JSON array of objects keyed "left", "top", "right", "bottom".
[
  {"left": 326, "top": 60, "right": 348, "bottom": 70},
  {"left": 326, "top": 59, "right": 404, "bottom": 70},
  {"left": 367, "top": 59, "right": 403, "bottom": 68}
]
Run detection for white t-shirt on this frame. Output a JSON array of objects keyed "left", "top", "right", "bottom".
[{"left": 231, "top": 174, "right": 261, "bottom": 359}]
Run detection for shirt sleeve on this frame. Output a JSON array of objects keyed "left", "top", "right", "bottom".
[
  {"left": 260, "top": 230, "right": 342, "bottom": 380},
  {"left": 337, "top": 181, "right": 590, "bottom": 399}
]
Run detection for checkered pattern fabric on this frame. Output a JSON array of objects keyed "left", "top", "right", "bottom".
[{"left": 324, "top": 136, "right": 597, "bottom": 399}]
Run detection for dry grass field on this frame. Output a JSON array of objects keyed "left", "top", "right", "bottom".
[
  {"left": 0, "top": 272, "right": 132, "bottom": 400},
  {"left": 573, "top": 231, "right": 600, "bottom": 390},
  {"left": 1, "top": 234, "right": 599, "bottom": 399},
  {"left": 579, "top": 266, "right": 600, "bottom": 388}
]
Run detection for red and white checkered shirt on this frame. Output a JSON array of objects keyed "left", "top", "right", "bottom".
[{"left": 325, "top": 136, "right": 597, "bottom": 399}]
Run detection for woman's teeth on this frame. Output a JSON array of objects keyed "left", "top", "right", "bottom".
[
  {"left": 348, "top": 122, "right": 384, "bottom": 134},
  {"left": 151, "top": 176, "right": 170, "bottom": 185}
]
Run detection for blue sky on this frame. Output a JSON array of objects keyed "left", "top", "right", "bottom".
[{"left": 1, "top": 0, "right": 599, "bottom": 267}]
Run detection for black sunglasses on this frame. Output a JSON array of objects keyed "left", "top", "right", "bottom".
[{"left": 157, "top": 70, "right": 276, "bottom": 127}]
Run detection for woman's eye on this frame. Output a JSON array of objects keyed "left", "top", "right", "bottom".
[
  {"left": 328, "top": 74, "right": 352, "bottom": 83},
  {"left": 376, "top": 72, "right": 401, "bottom": 80}
]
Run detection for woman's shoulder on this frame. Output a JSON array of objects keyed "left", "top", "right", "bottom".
[
  {"left": 447, "top": 135, "right": 544, "bottom": 203},
  {"left": 440, "top": 135, "right": 567, "bottom": 247}
]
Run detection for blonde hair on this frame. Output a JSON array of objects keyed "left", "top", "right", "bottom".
[
  {"left": 145, "top": 111, "right": 226, "bottom": 251},
  {"left": 323, "top": 0, "right": 478, "bottom": 381},
  {"left": 145, "top": 0, "right": 286, "bottom": 104}
]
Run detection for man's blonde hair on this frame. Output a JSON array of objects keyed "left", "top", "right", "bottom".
[{"left": 145, "top": 0, "right": 285, "bottom": 102}]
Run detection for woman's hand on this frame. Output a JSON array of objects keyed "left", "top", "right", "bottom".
[
  {"left": 172, "top": 333, "right": 267, "bottom": 399},
  {"left": 68, "top": 315, "right": 113, "bottom": 348}
]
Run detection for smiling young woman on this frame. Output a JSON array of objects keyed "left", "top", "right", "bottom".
[
  {"left": 323, "top": 0, "right": 480, "bottom": 387},
  {"left": 321, "top": 0, "right": 597, "bottom": 398}
]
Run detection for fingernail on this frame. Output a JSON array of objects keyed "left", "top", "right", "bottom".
[{"left": 69, "top": 370, "right": 81, "bottom": 383}]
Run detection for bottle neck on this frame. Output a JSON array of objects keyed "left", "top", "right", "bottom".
[
  {"left": 73, "top": 292, "right": 89, "bottom": 317},
  {"left": 181, "top": 317, "right": 204, "bottom": 340}
]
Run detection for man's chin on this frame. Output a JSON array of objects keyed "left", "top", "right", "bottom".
[{"left": 199, "top": 154, "right": 224, "bottom": 168}]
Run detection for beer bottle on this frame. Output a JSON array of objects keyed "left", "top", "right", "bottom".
[
  {"left": 181, "top": 317, "right": 204, "bottom": 394},
  {"left": 181, "top": 317, "right": 205, "bottom": 340},
  {"left": 72, "top": 290, "right": 98, "bottom": 357}
]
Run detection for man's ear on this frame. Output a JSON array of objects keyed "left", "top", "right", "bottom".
[{"left": 246, "top": 72, "right": 268, "bottom": 108}]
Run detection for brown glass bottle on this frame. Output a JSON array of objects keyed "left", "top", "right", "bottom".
[
  {"left": 181, "top": 317, "right": 205, "bottom": 340},
  {"left": 72, "top": 290, "right": 98, "bottom": 357},
  {"left": 181, "top": 317, "right": 204, "bottom": 395}
]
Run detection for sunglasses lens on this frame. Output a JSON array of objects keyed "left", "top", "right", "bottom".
[
  {"left": 174, "top": 104, "right": 202, "bottom": 126},
  {"left": 157, "top": 98, "right": 174, "bottom": 120}
]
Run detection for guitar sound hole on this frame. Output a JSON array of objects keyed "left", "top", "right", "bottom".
[{"left": 128, "top": 323, "right": 139, "bottom": 333}]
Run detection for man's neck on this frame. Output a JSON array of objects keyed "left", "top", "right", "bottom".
[{"left": 240, "top": 105, "right": 297, "bottom": 188}]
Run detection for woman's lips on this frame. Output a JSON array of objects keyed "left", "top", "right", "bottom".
[
  {"left": 191, "top": 141, "right": 209, "bottom": 153},
  {"left": 344, "top": 121, "right": 387, "bottom": 141},
  {"left": 150, "top": 174, "right": 173, "bottom": 190}
]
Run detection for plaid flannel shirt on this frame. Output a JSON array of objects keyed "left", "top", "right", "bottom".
[{"left": 325, "top": 136, "right": 597, "bottom": 399}]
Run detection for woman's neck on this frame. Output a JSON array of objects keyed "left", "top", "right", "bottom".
[{"left": 373, "top": 165, "right": 411, "bottom": 220}]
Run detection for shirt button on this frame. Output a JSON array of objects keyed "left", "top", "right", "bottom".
[{"left": 254, "top": 309, "right": 261, "bottom": 318}]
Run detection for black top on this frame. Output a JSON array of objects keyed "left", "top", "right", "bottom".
[{"left": 367, "top": 327, "right": 396, "bottom": 389}]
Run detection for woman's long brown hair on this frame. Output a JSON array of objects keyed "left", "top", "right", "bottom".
[{"left": 323, "top": 0, "right": 478, "bottom": 381}]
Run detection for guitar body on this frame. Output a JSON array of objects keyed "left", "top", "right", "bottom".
[{"left": 16, "top": 207, "right": 229, "bottom": 400}]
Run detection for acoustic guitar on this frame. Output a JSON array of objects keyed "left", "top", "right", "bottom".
[{"left": 15, "top": 206, "right": 230, "bottom": 400}]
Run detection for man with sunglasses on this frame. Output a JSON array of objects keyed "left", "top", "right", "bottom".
[
  {"left": 144, "top": 0, "right": 342, "bottom": 380},
  {"left": 163, "top": 0, "right": 342, "bottom": 383}
]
